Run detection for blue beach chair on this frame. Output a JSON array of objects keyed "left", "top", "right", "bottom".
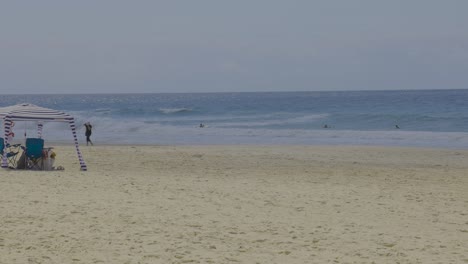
[{"left": 25, "top": 138, "right": 45, "bottom": 170}]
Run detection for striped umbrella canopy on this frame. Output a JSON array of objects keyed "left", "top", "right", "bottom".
[
  {"left": 0, "top": 103, "right": 87, "bottom": 171},
  {"left": 0, "top": 103, "right": 73, "bottom": 121}
]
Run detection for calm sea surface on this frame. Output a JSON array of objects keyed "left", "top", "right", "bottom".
[{"left": 1, "top": 90, "right": 468, "bottom": 148}]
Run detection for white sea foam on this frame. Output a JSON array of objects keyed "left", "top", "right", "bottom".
[
  {"left": 24, "top": 115, "right": 468, "bottom": 149},
  {"left": 214, "top": 113, "right": 329, "bottom": 127},
  {"left": 159, "top": 108, "right": 192, "bottom": 114},
  {"left": 94, "top": 108, "right": 111, "bottom": 113}
]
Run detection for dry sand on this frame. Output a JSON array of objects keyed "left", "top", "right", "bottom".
[{"left": 1, "top": 145, "right": 468, "bottom": 264}]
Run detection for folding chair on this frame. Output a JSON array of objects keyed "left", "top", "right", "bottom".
[
  {"left": 0, "top": 137, "right": 21, "bottom": 169},
  {"left": 7, "top": 144, "right": 22, "bottom": 168},
  {"left": 0, "top": 137, "right": 4, "bottom": 155},
  {"left": 25, "top": 138, "right": 45, "bottom": 170}
]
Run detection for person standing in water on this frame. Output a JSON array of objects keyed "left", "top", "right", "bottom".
[{"left": 84, "top": 122, "right": 93, "bottom": 146}]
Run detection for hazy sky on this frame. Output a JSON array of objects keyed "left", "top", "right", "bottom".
[{"left": 1, "top": 1, "right": 467, "bottom": 94}]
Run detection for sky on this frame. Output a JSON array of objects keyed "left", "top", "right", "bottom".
[{"left": 1, "top": 0, "right": 467, "bottom": 94}]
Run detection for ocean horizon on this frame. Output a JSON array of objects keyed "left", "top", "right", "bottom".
[{"left": 1, "top": 89, "right": 468, "bottom": 149}]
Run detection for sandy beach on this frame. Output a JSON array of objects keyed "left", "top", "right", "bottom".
[{"left": 1, "top": 145, "right": 467, "bottom": 263}]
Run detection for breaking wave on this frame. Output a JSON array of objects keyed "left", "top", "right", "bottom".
[{"left": 159, "top": 108, "right": 192, "bottom": 114}]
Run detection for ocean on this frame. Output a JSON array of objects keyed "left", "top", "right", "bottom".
[{"left": 1, "top": 90, "right": 468, "bottom": 148}]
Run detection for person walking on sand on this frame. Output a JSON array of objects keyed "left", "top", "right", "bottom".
[{"left": 84, "top": 122, "right": 93, "bottom": 146}]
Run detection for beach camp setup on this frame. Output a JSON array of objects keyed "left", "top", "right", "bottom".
[{"left": 0, "top": 103, "right": 87, "bottom": 171}]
